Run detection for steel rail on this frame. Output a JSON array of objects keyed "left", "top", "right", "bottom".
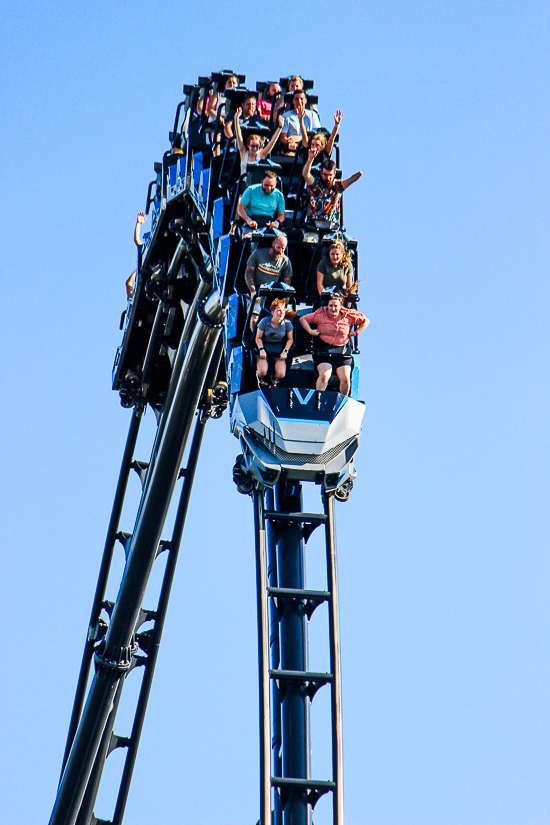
[
  {"left": 49, "top": 290, "right": 223, "bottom": 825},
  {"left": 109, "top": 338, "right": 224, "bottom": 825},
  {"left": 60, "top": 409, "right": 142, "bottom": 777}
]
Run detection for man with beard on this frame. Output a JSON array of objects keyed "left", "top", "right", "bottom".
[
  {"left": 237, "top": 170, "right": 286, "bottom": 231},
  {"left": 244, "top": 233, "right": 293, "bottom": 296},
  {"left": 302, "top": 149, "right": 363, "bottom": 228}
]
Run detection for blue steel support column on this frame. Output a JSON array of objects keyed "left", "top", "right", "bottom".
[
  {"left": 266, "top": 487, "right": 282, "bottom": 825},
  {"left": 274, "top": 480, "right": 310, "bottom": 825},
  {"left": 254, "top": 487, "right": 271, "bottom": 825}
]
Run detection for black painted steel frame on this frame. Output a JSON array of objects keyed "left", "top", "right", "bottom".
[
  {"left": 49, "top": 296, "right": 223, "bottom": 825},
  {"left": 60, "top": 409, "right": 143, "bottom": 779}
]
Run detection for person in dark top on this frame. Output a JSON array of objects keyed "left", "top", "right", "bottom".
[
  {"left": 225, "top": 94, "right": 263, "bottom": 139},
  {"left": 245, "top": 234, "right": 293, "bottom": 295},
  {"left": 316, "top": 240, "right": 354, "bottom": 294},
  {"left": 258, "top": 82, "right": 282, "bottom": 123},
  {"left": 196, "top": 73, "right": 238, "bottom": 122},
  {"left": 255, "top": 298, "right": 294, "bottom": 388},
  {"left": 302, "top": 150, "right": 363, "bottom": 228}
]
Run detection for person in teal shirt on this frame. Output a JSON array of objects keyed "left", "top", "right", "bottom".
[{"left": 236, "top": 170, "right": 286, "bottom": 230}]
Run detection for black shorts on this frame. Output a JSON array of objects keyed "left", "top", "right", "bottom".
[{"left": 313, "top": 348, "right": 353, "bottom": 370}]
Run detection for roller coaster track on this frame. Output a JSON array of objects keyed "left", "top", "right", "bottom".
[{"left": 49, "top": 71, "right": 361, "bottom": 825}]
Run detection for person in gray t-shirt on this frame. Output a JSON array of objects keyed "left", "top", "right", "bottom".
[
  {"left": 254, "top": 297, "right": 294, "bottom": 388},
  {"left": 245, "top": 234, "right": 293, "bottom": 295}
]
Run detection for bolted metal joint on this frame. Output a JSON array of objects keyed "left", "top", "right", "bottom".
[{"left": 93, "top": 638, "right": 138, "bottom": 674}]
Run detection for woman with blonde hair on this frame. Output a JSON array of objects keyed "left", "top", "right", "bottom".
[
  {"left": 316, "top": 240, "right": 354, "bottom": 295},
  {"left": 300, "top": 110, "right": 343, "bottom": 161}
]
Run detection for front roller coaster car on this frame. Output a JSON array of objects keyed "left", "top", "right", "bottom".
[{"left": 230, "top": 386, "right": 364, "bottom": 493}]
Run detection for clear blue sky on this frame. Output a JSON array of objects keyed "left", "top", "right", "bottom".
[{"left": 1, "top": 2, "right": 548, "bottom": 823}]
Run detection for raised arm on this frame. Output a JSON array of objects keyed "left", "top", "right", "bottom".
[
  {"left": 299, "top": 113, "right": 309, "bottom": 149},
  {"left": 234, "top": 108, "right": 245, "bottom": 157},
  {"left": 279, "top": 118, "right": 290, "bottom": 150},
  {"left": 326, "top": 110, "right": 343, "bottom": 157},
  {"left": 260, "top": 114, "right": 284, "bottom": 158},
  {"left": 341, "top": 170, "right": 363, "bottom": 191},
  {"left": 224, "top": 117, "right": 234, "bottom": 140},
  {"left": 302, "top": 147, "right": 319, "bottom": 186},
  {"left": 134, "top": 212, "right": 146, "bottom": 247}
]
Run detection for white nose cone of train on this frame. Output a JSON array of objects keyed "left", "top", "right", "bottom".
[{"left": 231, "top": 388, "right": 365, "bottom": 480}]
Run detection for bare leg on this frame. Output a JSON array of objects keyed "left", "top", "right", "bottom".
[
  {"left": 336, "top": 365, "right": 351, "bottom": 395},
  {"left": 316, "top": 362, "right": 332, "bottom": 391},
  {"left": 256, "top": 354, "right": 268, "bottom": 380},
  {"left": 274, "top": 358, "right": 287, "bottom": 380}
]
